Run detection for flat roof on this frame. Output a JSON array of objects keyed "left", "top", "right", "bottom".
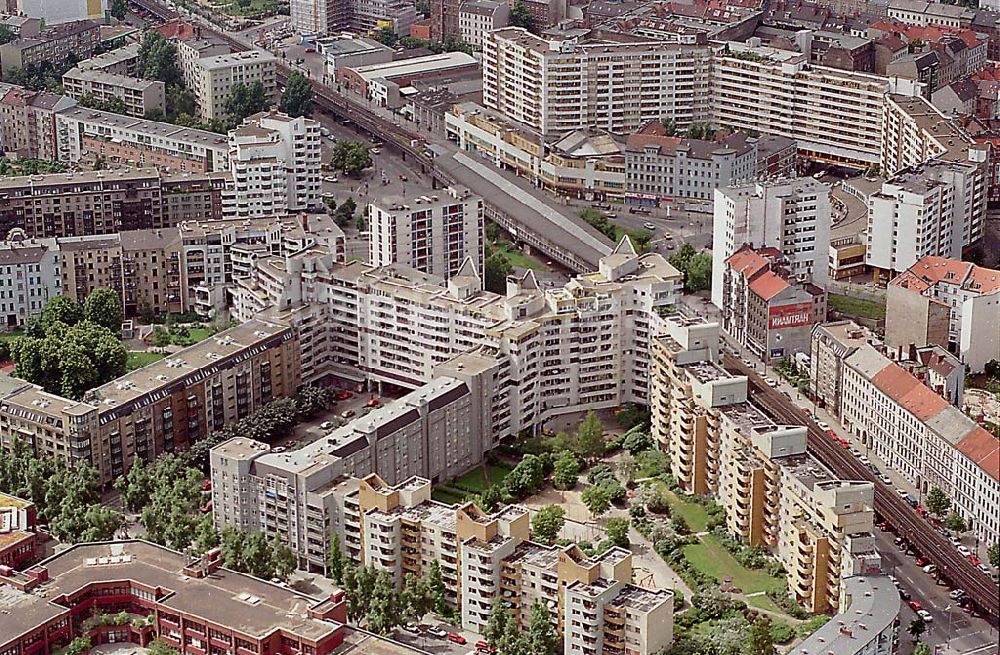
[
  {"left": 351, "top": 52, "right": 477, "bottom": 82},
  {"left": 796, "top": 576, "right": 900, "bottom": 655},
  {"left": 0, "top": 541, "right": 341, "bottom": 645},
  {"left": 57, "top": 106, "right": 229, "bottom": 150}
]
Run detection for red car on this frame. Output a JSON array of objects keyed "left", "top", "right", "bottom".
[
  {"left": 826, "top": 429, "right": 838, "bottom": 439},
  {"left": 915, "top": 557, "right": 929, "bottom": 567},
  {"left": 908, "top": 600, "right": 922, "bottom": 612},
  {"left": 447, "top": 633, "right": 466, "bottom": 645},
  {"left": 967, "top": 555, "right": 981, "bottom": 566},
  {"left": 305, "top": 47, "right": 316, "bottom": 53},
  {"left": 336, "top": 390, "right": 353, "bottom": 400},
  {"left": 838, "top": 438, "right": 850, "bottom": 449},
  {"left": 367, "top": 397, "right": 381, "bottom": 407},
  {"left": 475, "top": 641, "right": 496, "bottom": 654},
  {"left": 201, "top": 479, "right": 212, "bottom": 491},
  {"left": 800, "top": 408, "right": 811, "bottom": 416}
]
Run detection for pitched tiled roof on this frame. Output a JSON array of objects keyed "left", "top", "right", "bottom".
[
  {"left": 871, "top": 362, "right": 949, "bottom": 421},
  {"left": 889, "top": 255, "right": 1000, "bottom": 296},
  {"left": 747, "top": 270, "right": 789, "bottom": 301},
  {"left": 955, "top": 427, "right": 1000, "bottom": 482}
]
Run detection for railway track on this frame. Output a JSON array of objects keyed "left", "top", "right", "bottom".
[{"left": 723, "top": 354, "right": 999, "bottom": 621}]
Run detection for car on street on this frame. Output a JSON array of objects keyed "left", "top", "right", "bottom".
[
  {"left": 851, "top": 448, "right": 862, "bottom": 457},
  {"left": 324, "top": 176, "right": 338, "bottom": 183},
  {"left": 366, "top": 397, "right": 381, "bottom": 407},
  {"left": 643, "top": 222, "right": 657, "bottom": 230},
  {"left": 908, "top": 600, "right": 922, "bottom": 612},
  {"left": 447, "top": 633, "right": 467, "bottom": 645},
  {"left": 881, "top": 475, "right": 893, "bottom": 485},
  {"left": 475, "top": 641, "right": 496, "bottom": 654},
  {"left": 859, "top": 455, "right": 871, "bottom": 466},
  {"left": 341, "top": 410, "right": 356, "bottom": 419},
  {"left": 949, "top": 589, "right": 966, "bottom": 600},
  {"left": 915, "top": 557, "right": 929, "bottom": 567},
  {"left": 200, "top": 500, "right": 212, "bottom": 513},
  {"left": 966, "top": 554, "right": 981, "bottom": 566},
  {"left": 922, "top": 564, "right": 937, "bottom": 574},
  {"left": 305, "top": 47, "right": 316, "bottom": 53},
  {"left": 817, "top": 421, "right": 830, "bottom": 430},
  {"left": 321, "top": 421, "right": 335, "bottom": 430},
  {"left": 630, "top": 207, "right": 651, "bottom": 214},
  {"left": 371, "top": 148, "right": 381, "bottom": 154},
  {"left": 898, "top": 589, "right": 911, "bottom": 601},
  {"left": 336, "top": 390, "right": 353, "bottom": 400},
  {"left": 765, "top": 377, "right": 779, "bottom": 387},
  {"left": 917, "top": 610, "right": 934, "bottom": 623},
  {"left": 427, "top": 626, "right": 448, "bottom": 638},
  {"left": 896, "top": 488, "right": 909, "bottom": 498},
  {"left": 402, "top": 623, "right": 420, "bottom": 635},
  {"left": 271, "top": 446, "right": 286, "bottom": 453},
  {"left": 958, "top": 545, "right": 972, "bottom": 557}
]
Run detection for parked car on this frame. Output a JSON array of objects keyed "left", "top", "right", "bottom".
[
  {"left": 765, "top": 377, "right": 779, "bottom": 387},
  {"left": 898, "top": 589, "right": 911, "bottom": 601},
  {"left": 915, "top": 557, "right": 929, "bottom": 567},
  {"left": 908, "top": 600, "right": 922, "bottom": 612},
  {"left": 922, "top": 564, "right": 937, "bottom": 575},
  {"left": 851, "top": 448, "right": 862, "bottom": 457},
  {"left": 336, "top": 390, "right": 353, "bottom": 400},
  {"left": 817, "top": 421, "right": 830, "bottom": 430},
  {"left": 949, "top": 589, "right": 966, "bottom": 600},
  {"left": 447, "top": 633, "right": 467, "bottom": 645},
  {"left": 643, "top": 222, "right": 657, "bottom": 230},
  {"left": 402, "top": 623, "right": 420, "bottom": 635},
  {"left": 958, "top": 545, "right": 972, "bottom": 557},
  {"left": 341, "top": 410, "right": 356, "bottom": 419},
  {"left": 271, "top": 446, "right": 286, "bottom": 453},
  {"left": 320, "top": 421, "right": 335, "bottom": 430},
  {"left": 475, "top": 641, "right": 496, "bottom": 654},
  {"left": 201, "top": 479, "right": 212, "bottom": 491},
  {"left": 200, "top": 500, "right": 212, "bottom": 513},
  {"left": 880, "top": 475, "right": 893, "bottom": 485},
  {"left": 630, "top": 207, "right": 651, "bottom": 214},
  {"left": 427, "top": 626, "right": 448, "bottom": 638},
  {"left": 366, "top": 397, "right": 381, "bottom": 407},
  {"left": 917, "top": 609, "right": 934, "bottom": 623}
]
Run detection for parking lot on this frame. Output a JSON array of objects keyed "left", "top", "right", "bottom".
[
  {"left": 272, "top": 385, "right": 405, "bottom": 450},
  {"left": 390, "top": 621, "right": 484, "bottom": 655}
]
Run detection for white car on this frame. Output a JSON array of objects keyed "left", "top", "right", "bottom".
[
  {"left": 917, "top": 609, "right": 934, "bottom": 623},
  {"left": 957, "top": 545, "right": 972, "bottom": 557},
  {"left": 922, "top": 564, "right": 937, "bottom": 575},
  {"left": 817, "top": 421, "right": 830, "bottom": 430},
  {"left": 896, "top": 488, "right": 909, "bottom": 498},
  {"left": 880, "top": 475, "right": 892, "bottom": 485},
  {"left": 765, "top": 377, "right": 779, "bottom": 387},
  {"left": 320, "top": 420, "right": 335, "bottom": 430},
  {"left": 859, "top": 455, "right": 871, "bottom": 466},
  {"left": 642, "top": 222, "right": 657, "bottom": 230},
  {"left": 851, "top": 448, "right": 862, "bottom": 457},
  {"left": 324, "top": 176, "right": 339, "bottom": 183}
]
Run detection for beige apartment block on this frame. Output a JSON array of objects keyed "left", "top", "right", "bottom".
[
  {"left": 62, "top": 67, "right": 166, "bottom": 118},
  {"left": 192, "top": 50, "right": 279, "bottom": 121}
]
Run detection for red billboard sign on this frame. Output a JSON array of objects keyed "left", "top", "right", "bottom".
[{"left": 768, "top": 302, "right": 813, "bottom": 330}]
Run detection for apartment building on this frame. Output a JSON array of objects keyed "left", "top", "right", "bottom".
[
  {"left": 885, "top": 256, "right": 1000, "bottom": 373},
  {"left": 11, "top": 0, "right": 107, "bottom": 26},
  {"left": 211, "top": 459, "right": 674, "bottom": 655},
  {"left": 76, "top": 42, "right": 142, "bottom": 76},
  {"left": 0, "top": 492, "right": 38, "bottom": 570},
  {"left": 866, "top": 158, "right": 989, "bottom": 281},
  {"left": 226, "top": 111, "right": 322, "bottom": 219},
  {"left": 0, "top": 319, "right": 299, "bottom": 486},
  {"left": 189, "top": 50, "right": 279, "bottom": 121},
  {"left": 57, "top": 235, "right": 123, "bottom": 305},
  {"left": 625, "top": 122, "right": 757, "bottom": 204},
  {"left": 839, "top": 344, "right": 999, "bottom": 546},
  {"left": 445, "top": 102, "right": 627, "bottom": 201},
  {"left": 368, "top": 187, "right": 484, "bottom": 279},
  {"left": 0, "top": 540, "right": 347, "bottom": 655},
  {"left": 0, "top": 20, "right": 100, "bottom": 77},
  {"left": 712, "top": 178, "right": 832, "bottom": 308},
  {"left": 482, "top": 28, "right": 712, "bottom": 136},
  {"left": 0, "top": 169, "right": 164, "bottom": 239},
  {"left": 794, "top": 576, "right": 900, "bottom": 655},
  {"left": 290, "top": 0, "right": 345, "bottom": 35},
  {"left": 650, "top": 316, "right": 880, "bottom": 613},
  {"left": 0, "top": 87, "right": 76, "bottom": 162},
  {"left": 711, "top": 40, "right": 903, "bottom": 167},
  {"left": 55, "top": 106, "right": 230, "bottom": 173},
  {"left": 161, "top": 171, "right": 230, "bottom": 226},
  {"left": 234, "top": 238, "right": 682, "bottom": 435},
  {"left": 120, "top": 229, "right": 185, "bottom": 319},
  {"left": 721, "top": 245, "right": 826, "bottom": 363},
  {"left": 62, "top": 68, "right": 166, "bottom": 119},
  {"left": 0, "top": 234, "right": 61, "bottom": 328},
  {"left": 458, "top": 0, "right": 510, "bottom": 49},
  {"left": 337, "top": 53, "right": 479, "bottom": 109},
  {"left": 887, "top": 0, "right": 976, "bottom": 29}
]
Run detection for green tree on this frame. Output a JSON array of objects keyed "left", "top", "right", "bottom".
[
  {"left": 552, "top": 450, "right": 580, "bottom": 490},
  {"left": 988, "top": 542, "right": 999, "bottom": 569},
  {"left": 748, "top": 617, "right": 777, "bottom": 655},
  {"left": 194, "top": 514, "right": 219, "bottom": 554},
  {"left": 622, "top": 429, "right": 653, "bottom": 455},
  {"left": 913, "top": 643, "right": 931, "bottom": 655},
  {"left": 427, "top": 560, "right": 447, "bottom": 614},
  {"left": 946, "top": 512, "right": 967, "bottom": 533},
  {"left": 326, "top": 535, "right": 345, "bottom": 582},
  {"left": 686, "top": 253, "right": 712, "bottom": 292},
  {"left": 925, "top": 486, "right": 950, "bottom": 517},
  {"left": 484, "top": 251, "right": 512, "bottom": 293},
  {"left": 582, "top": 484, "right": 612, "bottom": 517},
  {"left": 605, "top": 517, "right": 630, "bottom": 548},
  {"left": 509, "top": 0, "right": 533, "bottom": 30},
  {"left": 84, "top": 288, "right": 124, "bottom": 331},
  {"left": 330, "top": 140, "right": 372, "bottom": 177},
  {"left": 374, "top": 27, "right": 399, "bottom": 46},
  {"left": 272, "top": 537, "right": 297, "bottom": 579},
  {"left": 110, "top": 0, "right": 128, "bottom": 19},
  {"left": 137, "top": 32, "right": 181, "bottom": 85},
  {"left": 280, "top": 71, "right": 314, "bottom": 117},
  {"left": 504, "top": 454, "right": 545, "bottom": 498},
  {"left": 484, "top": 597, "right": 511, "bottom": 647},
  {"left": 224, "top": 80, "right": 267, "bottom": 125},
  {"left": 147, "top": 640, "right": 181, "bottom": 655},
  {"left": 575, "top": 410, "right": 605, "bottom": 461},
  {"left": 908, "top": 617, "right": 926, "bottom": 641},
  {"left": 531, "top": 505, "right": 565, "bottom": 544},
  {"left": 0, "top": 26, "right": 16, "bottom": 45},
  {"left": 40, "top": 295, "right": 83, "bottom": 330},
  {"left": 526, "top": 600, "right": 560, "bottom": 655},
  {"left": 65, "top": 637, "right": 92, "bottom": 655},
  {"left": 165, "top": 84, "right": 196, "bottom": 119}
]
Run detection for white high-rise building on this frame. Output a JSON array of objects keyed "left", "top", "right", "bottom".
[
  {"left": 225, "top": 111, "right": 322, "bottom": 219},
  {"left": 712, "top": 178, "right": 832, "bottom": 307},
  {"left": 0, "top": 233, "right": 61, "bottom": 327},
  {"left": 866, "top": 158, "right": 988, "bottom": 281},
  {"left": 368, "top": 187, "right": 484, "bottom": 279},
  {"left": 482, "top": 28, "right": 712, "bottom": 136},
  {"left": 290, "top": 0, "right": 343, "bottom": 35}
]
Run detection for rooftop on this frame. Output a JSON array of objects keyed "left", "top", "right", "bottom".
[
  {"left": 795, "top": 576, "right": 900, "bottom": 655},
  {"left": 0, "top": 541, "right": 341, "bottom": 644},
  {"left": 350, "top": 52, "right": 478, "bottom": 82}
]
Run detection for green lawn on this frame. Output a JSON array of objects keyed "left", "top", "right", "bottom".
[
  {"left": 431, "top": 487, "right": 468, "bottom": 505},
  {"left": 0, "top": 330, "right": 24, "bottom": 343},
  {"left": 453, "top": 464, "right": 512, "bottom": 493},
  {"left": 187, "top": 327, "right": 215, "bottom": 343},
  {"left": 495, "top": 242, "right": 551, "bottom": 272},
  {"left": 681, "top": 534, "right": 786, "bottom": 595},
  {"left": 127, "top": 351, "right": 166, "bottom": 371},
  {"left": 664, "top": 490, "right": 711, "bottom": 533},
  {"left": 746, "top": 593, "right": 784, "bottom": 614},
  {"left": 828, "top": 293, "right": 886, "bottom": 320}
]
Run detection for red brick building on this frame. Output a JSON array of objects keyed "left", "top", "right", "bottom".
[
  {"left": 0, "top": 541, "right": 347, "bottom": 655},
  {"left": 0, "top": 493, "right": 38, "bottom": 572}
]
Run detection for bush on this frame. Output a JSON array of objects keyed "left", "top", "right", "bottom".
[
  {"left": 770, "top": 622, "right": 795, "bottom": 643},
  {"left": 587, "top": 464, "right": 617, "bottom": 485},
  {"left": 673, "top": 588, "right": 685, "bottom": 611}
]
